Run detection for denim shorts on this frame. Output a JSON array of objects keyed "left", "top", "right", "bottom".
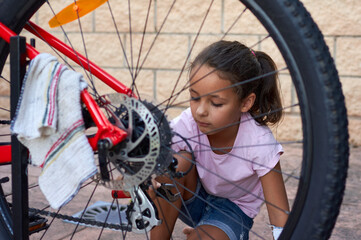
[{"left": 179, "top": 183, "right": 254, "bottom": 240}]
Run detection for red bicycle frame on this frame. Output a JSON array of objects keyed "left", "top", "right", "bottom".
[{"left": 0, "top": 21, "right": 136, "bottom": 164}]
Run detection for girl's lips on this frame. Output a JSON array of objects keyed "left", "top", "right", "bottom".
[{"left": 196, "top": 120, "right": 210, "bottom": 127}]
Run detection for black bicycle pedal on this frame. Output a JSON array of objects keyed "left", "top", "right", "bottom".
[{"left": 29, "top": 213, "right": 48, "bottom": 235}]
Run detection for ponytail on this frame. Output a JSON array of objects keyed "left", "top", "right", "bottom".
[{"left": 249, "top": 51, "right": 283, "bottom": 126}]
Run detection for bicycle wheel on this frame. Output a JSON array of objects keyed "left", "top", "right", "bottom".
[{"left": 0, "top": 0, "right": 349, "bottom": 239}]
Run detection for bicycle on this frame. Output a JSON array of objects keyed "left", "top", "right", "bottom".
[{"left": 0, "top": 0, "right": 349, "bottom": 239}]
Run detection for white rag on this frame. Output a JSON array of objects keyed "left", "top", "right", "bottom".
[{"left": 11, "top": 53, "right": 97, "bottom": 209}]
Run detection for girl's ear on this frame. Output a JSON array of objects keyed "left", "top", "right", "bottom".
[{"left": 240, "top": 93, "right": 256, "bottom": 112}]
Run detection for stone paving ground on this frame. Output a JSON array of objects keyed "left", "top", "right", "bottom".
[{"left": 0, "top": 126, "right": 360, "bottom": 239}]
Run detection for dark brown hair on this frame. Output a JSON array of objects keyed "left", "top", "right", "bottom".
[{"left": 190, "top": 40, "right": 283, "bottom": 126}]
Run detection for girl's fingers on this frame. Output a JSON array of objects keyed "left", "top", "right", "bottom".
[
  {"left": 151, "top": 179, "right": 161, "bottom": 189},
  {"left": 183, "top": 226, "right": 194, "bottom": 236},
  {"left": 147, "top": 179, "right": 161, "bottom": 200}
]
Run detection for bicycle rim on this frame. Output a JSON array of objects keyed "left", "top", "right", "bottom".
[{"left": 0, "top": 0, "right": 349, "bottom": 239}]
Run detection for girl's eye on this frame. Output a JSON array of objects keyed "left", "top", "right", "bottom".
[
  {"left": 191, "top": 96, "right": 200, "bottom": 101},
  {"left": 212, "top": 102, "right": 223, "bottom": 107}
]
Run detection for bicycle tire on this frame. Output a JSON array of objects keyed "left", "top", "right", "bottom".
[{"left": 0, "top": 0, "right": 349, "bottom": 239}]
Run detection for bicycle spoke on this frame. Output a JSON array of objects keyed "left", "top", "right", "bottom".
[
  {"left": 162, "top": 0, "right": 215, "bottom": 117},
  {"left": 73, "top": 0, "right": 99, "bottom": 96},
  {"left": 0, "top": 107, "right": 10, "bottom": 113},
  {"left": 96, "top": 198, "right": 116, "bottom": 239},
  {"left": 38, "top": 208, "right": 62, "bottom": 240},
  {"left": 106, "top": 0, "right": 135, "bottom": 82},
  {"left": 45, "top": 2, "right": 98, "bottom": 94},
  {"left": 134, "top": 0, "right": 152, "bottom": 76},
  {"left": 134, "top": 0, "right": 177, "bottom": 78},
  {"left": 127, "top": 0, "right": 134, "bottom": 76},
  {"left": 170, "top": 103, "right": 298, "bottom": 144},
  {"left": 70, "top": 181, "right": 100, "bottom": 239},
  {"left": 24, "top": 22, "right": 77, "bottom": 72},
  {"left": 115, "top": 198, "right": 130, "bottom": 239},
  {"left": 192, "top": 140, "right": 302, "bottom": 153},
  {"left": 221, "top": 7, "right": 247, "bottom": 38},
  {"left": 0, "top": 75, "right": 9, "bottom": 83}
]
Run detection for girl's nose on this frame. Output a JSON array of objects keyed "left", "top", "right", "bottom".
[{"left": 196, "top": 101, "right": 207, "bottom": 117}]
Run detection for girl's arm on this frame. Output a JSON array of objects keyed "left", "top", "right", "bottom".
[
  {"left": 150, "top": 151, "right": 196, "bottom": 240},
  {"left": 260, "top": 161, "right": 289, "bottom": 237}
]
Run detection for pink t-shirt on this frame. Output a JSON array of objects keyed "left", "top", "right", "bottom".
[{"left": 171, "top": 108, "right": 283, "bottom": 218}]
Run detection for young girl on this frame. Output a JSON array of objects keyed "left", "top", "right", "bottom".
[{"left": 151, "top": 40, "right": 289, "bottom": 240}]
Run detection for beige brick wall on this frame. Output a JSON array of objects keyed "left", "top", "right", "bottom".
[{"left": 0, "top": 0, "right": 359, "bottom": 145}]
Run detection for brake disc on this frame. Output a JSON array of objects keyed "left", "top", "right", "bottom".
[{"left": 96, "top": 93, "right": 172, "bottom": 191}]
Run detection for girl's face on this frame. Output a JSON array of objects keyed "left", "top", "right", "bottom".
[{"left": 189, "top": 65, "right": 245, "bottom": 137}]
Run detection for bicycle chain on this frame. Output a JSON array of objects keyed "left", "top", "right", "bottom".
[{"left": 29, "top": 207, "right": 132, "bottom": 231}]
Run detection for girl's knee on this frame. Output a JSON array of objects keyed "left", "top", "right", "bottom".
[{"left": 186, "top": 225, "right": 230, "bottom": 240}]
